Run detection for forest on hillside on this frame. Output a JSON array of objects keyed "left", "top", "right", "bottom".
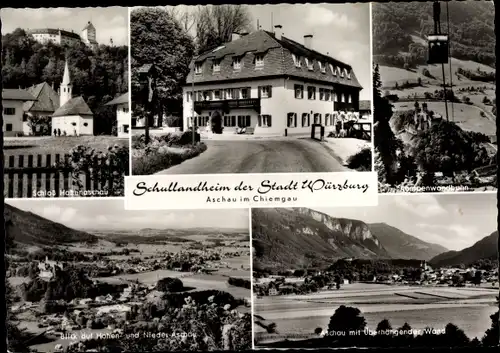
[
  {"left": 373, "top": 1, "right": 496, "bottom": 68},
  {"left": 1, "top": 29, "right": 128, "bottom": 134}
]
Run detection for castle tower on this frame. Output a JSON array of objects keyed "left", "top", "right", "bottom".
[
  {"left": 81, "top": 21, "right": 98, "bottom": 50},
  {"left": 60, "top": 60, "right": 72, "bottom": 107}
]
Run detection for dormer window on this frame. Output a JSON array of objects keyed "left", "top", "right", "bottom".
[
  {"left": 319, "top": 61, "right": 326, "bottom": 73},
  {"left": 233, "top": 57, "right": 241, "bottom": 70},
  {"left": 292, "top": 54, "right": 301, "bottom": 67},
  {"left": 195, "top": 63, "right": 203, "bottom": 75},
  {"left": 331, "top": 64, "right": 336, "bottom": 76},
  {"left": 255, "top": 54, "right": 264, "bottom": 67},
  {"left": 212, "top": 59, "right": 221, "bottom": 73},
  {"left": 340, "top": 67, "right": 345, "bottom": 77},
  {"left": 346, "top": 70, "right": 351, "bottom": 79},
  {"left": 306, "top": 58, "right": 313, "bottom": 70}
]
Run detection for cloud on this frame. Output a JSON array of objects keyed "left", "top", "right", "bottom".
[
  {"left": 40, "top": 205, "right": 77, "bottom": 224},
  {"left": 304, "top": 6, "right": 357, "bottom": 30},
  {"left": 391, "top": 195, "right": 447, "bottom": 218},
  {"left": 337, "top": 49, "right": 354, "bottom": 62}
]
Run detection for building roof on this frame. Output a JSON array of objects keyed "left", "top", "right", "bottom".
[
  {"left": 27, "top": 28, "right": 81, "bottom": 40},
  {"left": 53, "top": 96, "right": 93, "bottom": 117},
  {"left": 62, "top": 61, "right": 71, "bottom": 86},
  {"left": 82, "top": 21, "right": 95, "bottom": 31},
  {"left": 24, "top": 82, "right": 60, "bottom": 113},
  {"left": 186, "top": 30, "right": 362, "bottom": 89},
  {"left": 105, "top": 93, "right": 129, "bottom": 106},
  {"left": 359, "top": 100, "right": 371, "bottom": 111},
  {"left": 2, "top": 89, "right": 37, "bottom": 101}
]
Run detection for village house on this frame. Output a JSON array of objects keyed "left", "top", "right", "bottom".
[
  {"left": 23, "top": 82, "right": 60, "bottom": 135},
  {"left": 2, "top": 89, "right": 37, "bottom": 136},
  {"left": 105, "top": 92, "right": 130, "bottom": 138},
  {"left": 183, "top": 26, "right": 363, "bottom": 136},
  {"left": 51, "top": 60, "right": 94, "bottom": 135},
  {"left": 38, "top": 256, "right": 64, "bottom": 281}
]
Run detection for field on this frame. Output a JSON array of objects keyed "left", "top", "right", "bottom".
[
  {"left": 3, "top": 136, "right": 129, "bottom": 157},
  {"left": 392, "top": 101, "right": 496, "bottom": 135},
  {"left": 254, "top": 283, "right": 498, "bottom": 344}
]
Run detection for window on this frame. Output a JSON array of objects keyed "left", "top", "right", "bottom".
[
  {"left": 3, "top": 107, "right": 15, "bottom": 115},
  {"left": 6, "top": 123, "right": 13, "bottom": 131},
  {"left": 301, "top": 113, "right": 310, "bottom": 127},
  {"left": 292, "top": 54, "right": 301, "bottom": 67},
  {"left": 340, "top": 67, "right": 345, "bottom": 77},
  {"left": 203, "top": 91, "right": 212, "bottom": 101},
  {"left": 124, "top": 124, "right": 129, "bottom": 133},
  {"left": 330, "top": 90, "right": 335, "bottom": 101},
  {"left": 319, "top": 88, "right": 325, "bottom": 101},
  {"left": 307, "top": 86, "right": 316, "bottom": 100},
  {"left": 71, "top": 122, "right": 77, "bottom": 126},
  {"left": 259, "top": 85, "right": 272, "bottom": 98},
  {"left": 341, "top": 93, "right": 346, "bottom": 103},
  {"left": 329, "top": 64, "right": 334, "bottom": 74},
  {"left": 224, "top": 89, "right": 233, "bottom": 100},
  {"left": 237, "top": 115, "right": 251, "bottom": 127},
  {"left": 233, "top": 57, "right": 241, "bottom": 70},
  {"left": 240, "top": 87, "right": 250, "bottom": 99},
  {"left": 324, "top": 89, "right": 331, "bottom": 101},
  {"left": 186, "top": 92, "right": 191, "bottom": 102},
  {"left": 123, "top": 106, "right": 130, "bottom": 113},
  {"left": 347, "top": 94, "right": 352, "bottom": 103},
  {"left": 213, "top": 90, "right": 221, "bottom": 100},
  {"left": 255, "top": 54, "right": 264, "bottom": 67},
  {"left": 258, "top": 114, "right": 272, "bottom": 127},
  {"left": 346, "top": 70, "right": 351, "bottom": 79},
  {"left": 294, "top": 84, "right": 304, "bottom": 99},
  {"left": 83, "top": 122, "right": 88, "bottom": 127},
  {"left": 314, "top": 113, "right": 321, "bottom": 124},
  {"left": 196, "top": 91, "right": 203, "bottom": 101},
  {"left": 325, "top": 114, "right": 331, "bottom": 126},
  {"left": 224, "top": 115, "right": 236, "bottom": 127},
  {"left": 195, "top": 63, "right": 202, "bottom": 74},
  {"left": 334, "top": 93, "right": 338, "bottom": 102},
  {"left": 287, "top": 113, "right": 297, "bottom": 128},
  {"left": 319, "top": 61, "right": 326, "bottom": 73},
  {"left": 212, "top": 59, "right": 221, "bottom": 72},
  {"left": 306, "top": 58, "right": 313, "bottom": 70},
  {"left": 22, "top": 114, "right": 28, "bottom": 122}
]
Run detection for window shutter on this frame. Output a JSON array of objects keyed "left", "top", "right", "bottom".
[
  {"left": 231, "top": 116, "right": 236, "bottom": 126},
  {"left": 268, "top": 86, "right": 273, "bottom": 98},
  {"left": 258, "top": 115, "right": 262, "bottom": 127},
  {"left": 247, "top": 87, "right": 252, "bottom": 98},
  {"left": 258, "top": 86, "right": 262, "bottom": 98},
  {"left": 267, "top": 115, "right": 272, "bottom": 127},
  {"left": 246, "top": 116, "right": 250, "bottom": 126}
]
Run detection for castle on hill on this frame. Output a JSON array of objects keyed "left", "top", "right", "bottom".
[{"left": 28, "top": 21, "right": 98, "bottom": 50}]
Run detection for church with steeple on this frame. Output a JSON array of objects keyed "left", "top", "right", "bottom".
[{"left": 51, "top": 60, "right": 94, "bottom": 136}]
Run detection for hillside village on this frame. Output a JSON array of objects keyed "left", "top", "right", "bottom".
[{"left": 5, "top": 204, "right": 251, "bottom": 352}]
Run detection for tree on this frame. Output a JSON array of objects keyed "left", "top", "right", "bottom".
[
  {"left": 327, "top": 305, "right": 367, "bottom": 342},
  {"left": 473, "top": 270, "right": 482, "bottom": 286},
  {"left": 130, "top": 7, "right": 195, "bottom": 118},
  {"left": 443, "top": 323, "right": 470, "bottom": 347},
  {"left": 482, "top": 296, "right": 499, "bottom": 346},
  {"left": 194, "top": 5, "right": 253, "bottom": 54}
]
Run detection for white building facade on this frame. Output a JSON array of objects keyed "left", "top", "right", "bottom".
[
  {"left": 28, "top": 29, "right": 81, "bottom": 46},
  {"left": 105, "top": 93, "right": 130, "bottom": 138},
  {"left": 183, "top": 28, "right": 364, "bottom": 136},
  {"left": 2, "top": 89, "right": 37, "bottom": 137}
]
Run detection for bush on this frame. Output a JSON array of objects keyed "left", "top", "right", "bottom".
[
  {"left": 156, "top": 277, "right": 184, "bottom": 292},
  {"left": 162, "top": 290, "right": 244, "bottom": 309},
  {"left": 227, "top": 277, "right": 251, "bottom": 289},
  {"left": 346, "top": 147, "right": 372, "bottom": 171},
  {"left": 132, "top": 141, "right": 207, "bottom": 175},
  {"left": 59, "top": 144, "right": 129, "bottom": 196}
]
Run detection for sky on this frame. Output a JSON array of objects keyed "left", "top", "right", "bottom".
[
  {"left": 161, "top": 3, "right": 372, "bottom": 100},
  {"left": 316, "top": 193, "right": 497, "bottom": 251},
  {"left": 1, "top": 7, "right": 128, "bottom": 46},
  {"left": 7, "top": 199, "right": 249, "bottom": 231}
]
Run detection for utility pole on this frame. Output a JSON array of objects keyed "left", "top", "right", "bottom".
[
  {"left": 191, "top": 57, "right": 198, "bottom": 146},
  {"left": 446, "top": 1, "right": 454, "bottom": 122},
  {"left": 432, "top": 1, "right": 449, "bottom": 122},
  {"left": 138, "top": 64, "right": 157, "bottom": 145}
]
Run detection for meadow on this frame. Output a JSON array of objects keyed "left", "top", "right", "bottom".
[{"left": 254, "top": 283, "right": 498, "bottom": 344}]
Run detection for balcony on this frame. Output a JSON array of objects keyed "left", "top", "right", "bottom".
[
  {"left": 194, "top": 98, "right": 261, "bottom": 114},
  {"left": 334, "top": 101, "right": 358, "bottom": 112}
]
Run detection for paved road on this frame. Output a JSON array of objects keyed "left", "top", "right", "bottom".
[{"left": 156, "top": 138, "right": 347, "bottom": 174}]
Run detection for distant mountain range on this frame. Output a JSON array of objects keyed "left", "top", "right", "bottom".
[
  {"left": 252, "top": 208, "right": 450, "bottom": 270},
  {"left": 429, "top": 231, "right": 498, "bottom": 267},
  {"left": 4, "top": 203, "right": 247, "bottom": 248},
  {"left": 5, "top": 203, "right": 98, "bottom": 247}
]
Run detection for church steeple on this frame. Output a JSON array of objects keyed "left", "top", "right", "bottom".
[{"left": 60, "top": 59, "right": 72, "bottom": 107}]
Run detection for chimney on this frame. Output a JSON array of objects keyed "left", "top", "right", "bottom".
[
  {"left": 274, "top": 25, "right": 283, "bottom": 40},
  {"left": 231, "top": 32, "right": 240, "bottom": 41},
  {"left": 304, "top": 35, "right": 313, "bottom": 50}
]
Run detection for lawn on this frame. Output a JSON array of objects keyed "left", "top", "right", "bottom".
[{"left": 3, "top": 136, "right": 129, "bottom": 157}]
